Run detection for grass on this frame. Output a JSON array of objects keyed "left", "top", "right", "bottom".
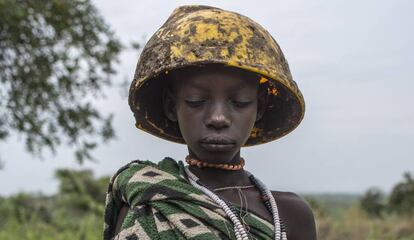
[{"left": 1, "top": 169, "right": 412, "bottom": 240}]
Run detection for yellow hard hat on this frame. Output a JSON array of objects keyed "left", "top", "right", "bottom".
[{"left": 129, "top": 5, "right": 305, "bottom": 146}]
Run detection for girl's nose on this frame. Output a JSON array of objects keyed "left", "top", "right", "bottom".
[{"left": 205, "top": 104, "right": 231, "bottom": 130}]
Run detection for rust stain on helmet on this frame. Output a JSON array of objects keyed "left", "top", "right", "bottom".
[{"left": 129, "top": 5, "right": 305, "bottom": 146}]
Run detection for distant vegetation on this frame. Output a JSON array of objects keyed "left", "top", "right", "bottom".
[
  {"left": 0, "top": 170, "right": 413, "bottom": 239},
  {"left": 309, "top": 172, "right": 414, "bottom": 240},
  {"left": 0, "top": 169, "right": 108, "bottom": 240}
]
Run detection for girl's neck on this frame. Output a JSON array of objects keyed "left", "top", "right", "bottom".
[
  {"left": 186, "top": 151, "right": 251, "bottom": 189},
  {"left": 188, "top": 149, "right": 242, "bottom": 165}
]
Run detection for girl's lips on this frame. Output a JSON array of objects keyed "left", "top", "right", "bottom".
[
  {"left": 199, "top": 136, "right": 236, "bottom": 151},
  {"left": 200, "top": 136, "right": 236, "bottom": 145},
  {"left": 200, "top": 142, "right": 235, "bottom": 152}
]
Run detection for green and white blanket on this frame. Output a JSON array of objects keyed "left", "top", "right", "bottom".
[{"left": 103, "top": 158, "right": 275, "bottom": 239}]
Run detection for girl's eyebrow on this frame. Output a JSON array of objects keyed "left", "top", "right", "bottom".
[
  {"left": 186, "top": 84, "right": 251, "bottom": 94},
  {"left": 183, "top": 82, "right": 210, "bottom": 91},
  {"left": 232, "top": 82, "right": 256, "bottom": 91},
  {"left": 180, "top": 77, "right": 257, "bottom": 92}
]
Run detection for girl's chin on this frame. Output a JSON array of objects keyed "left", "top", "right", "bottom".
[{"left": 190, "top": 149, "right": 240, "bottom": 164}]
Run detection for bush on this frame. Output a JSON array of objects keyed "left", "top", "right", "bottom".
[
  {"left": 389, "top": 172, "right": 414, "bottom": 215},
  {"left": 360, "top": 187, "right": 385, "bottom": 217}
]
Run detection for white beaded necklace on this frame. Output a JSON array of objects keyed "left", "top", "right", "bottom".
[{"left": 184, "top": 167, "right": 288, "bottom": 240}]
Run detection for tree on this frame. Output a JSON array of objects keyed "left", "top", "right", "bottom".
[
  {"left": 360, "top": 187, "right": 385, "bottom": 217},
  {"left": 388, "top": 172, "right": 414, "bottom": 215},
  {"left": 55, "top": 168, "right": 109, "bottom": 215},
  {"left": 0, "top": 0, "right": 122, "bottom": 163}
]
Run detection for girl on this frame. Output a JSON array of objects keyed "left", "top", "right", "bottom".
[{"left": 104, "top": 5, "right": 317, "bottom": 240}]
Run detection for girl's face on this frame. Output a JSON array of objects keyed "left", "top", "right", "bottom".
[{"left": 165, "top": 66, "right": 264, "bottom": 164}]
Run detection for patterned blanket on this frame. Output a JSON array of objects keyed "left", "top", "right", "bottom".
[{"left": 103, "top": 158, "right": 275, "bottom": 239}]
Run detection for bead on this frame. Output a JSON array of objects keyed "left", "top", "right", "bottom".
[
  {"left": 184, "top": 166, "right": 287, "bottom": 240},
  {"left": 262, "top": 195, "right": 270, "bottom": 201},
  {"left": 185, "top": 155, "right": 245, "bottom": 170}
]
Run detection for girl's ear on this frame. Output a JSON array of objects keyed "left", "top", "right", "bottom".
[
  {"left": 163, "top": 89, "right": 178, "bottom": 122},
  {"left": 256, "top": 89, "right": 267, "bottom": 122}
]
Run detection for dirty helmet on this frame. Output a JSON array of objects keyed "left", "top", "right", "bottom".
[{"left": 129, "top": 5, "right": 305, "bottom": 146}]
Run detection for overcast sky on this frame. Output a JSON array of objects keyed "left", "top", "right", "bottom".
[{"left": 1, "top": 0, "right": 413, "bottom": 196}]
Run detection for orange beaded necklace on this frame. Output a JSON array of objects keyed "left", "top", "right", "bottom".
[{"left": 185, "top": 155, "right": 245, "bottom": 170}]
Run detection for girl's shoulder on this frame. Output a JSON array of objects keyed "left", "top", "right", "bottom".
[
  {"left": 106, "top": 157, "right": 187, "bottom": 205},
  {"left": 110, "top": 157, "right": 185, "bottom": 180},
  {"left": 104, "top": 157, "right": 188, "bottom": 238},
  {"left": 271, "top": 191, "right": 317, "bottom": 240}
]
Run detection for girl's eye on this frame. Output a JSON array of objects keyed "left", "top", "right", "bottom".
[
  {"left": 232, "top": 100, "right": 252, "bottom": 108},
  {"left": 185, "top": 100, "right": 205, "bottom": 107}
]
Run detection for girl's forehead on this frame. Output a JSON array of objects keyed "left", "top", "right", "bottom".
[
  {"left": 169, "top": 65, "right": 260, "bottom": 90},
  {"left": 172, "top": 73, "right": 259, "bottom": 96}
]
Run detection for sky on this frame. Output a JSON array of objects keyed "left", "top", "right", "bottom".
[{"left": 1, "top": 0, "right": 413, "bottom": 196}]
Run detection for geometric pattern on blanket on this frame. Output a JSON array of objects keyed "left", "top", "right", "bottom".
[{"left": 103, "top": 158, "right": 274, "bottom": 240}]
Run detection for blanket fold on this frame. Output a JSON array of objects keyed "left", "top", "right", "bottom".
[{"left": 103, "top": 158, "right": 274, "bottom": 240}]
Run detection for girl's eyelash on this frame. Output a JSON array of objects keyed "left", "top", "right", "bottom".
[
  {"left": 185, "top": 100, "right": 205, "bottom": 107},
  {"left": 232, "top": 100, "right": 252, "bottom": 107},
  {"left": 184, "top": 100, "right": 253, "bottom": 108}
]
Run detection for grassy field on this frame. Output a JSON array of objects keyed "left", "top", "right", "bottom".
[
  {"left": 308, "top": 194, "right": 414, "bottom": 240},
  {"left": 0, "top": 170, "right": 413, "bottom": 239}
]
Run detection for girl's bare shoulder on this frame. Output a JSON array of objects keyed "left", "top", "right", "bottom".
[{"left": 271, "top": 191, "right": 318, "bottom": 240}]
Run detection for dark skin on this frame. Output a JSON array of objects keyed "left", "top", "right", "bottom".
[{"left": 116, "top": 65, "right": 317, "bottom": 239}]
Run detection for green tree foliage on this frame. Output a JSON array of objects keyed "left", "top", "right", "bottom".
[
  {"left": 360, "top": 187, "right": 385, "bottom": 217},
  {"left": 55, "top": 168, "right": 109, "bottom": 215},
  {"left": 0, "top": 0, "right": 122, "bottom": 163},
  {"left": 389, "top": 172, "right": 414, "bottom": 215}
]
